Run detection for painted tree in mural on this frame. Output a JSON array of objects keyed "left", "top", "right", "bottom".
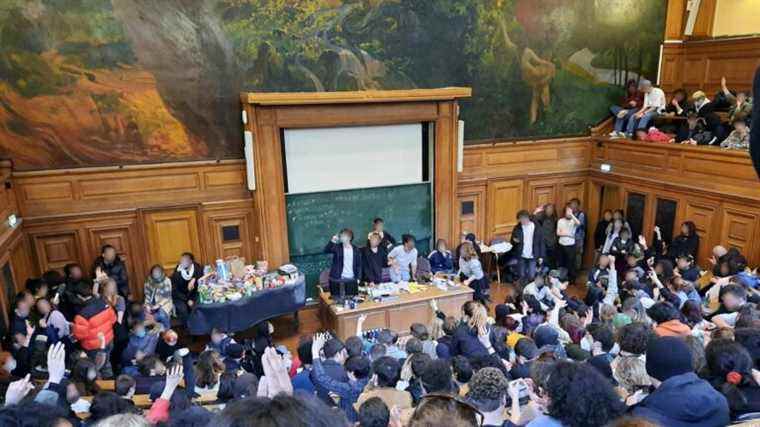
[{"left": 0, "top": 0, "right": 664, "bottom": 170}]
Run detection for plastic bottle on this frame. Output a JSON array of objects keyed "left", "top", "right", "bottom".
[{"left": 216, "top": 259, "right": 229, "bottom": 281}]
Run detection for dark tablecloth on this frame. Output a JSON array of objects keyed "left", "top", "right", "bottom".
[{"left": 187, "top": 275, "right": 305, "bottom": 335}]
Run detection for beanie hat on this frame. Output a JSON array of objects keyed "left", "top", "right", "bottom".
[
  {"left": 646, "top": 336, "right": 693, "bottom": 382},
  {"left": 533, "top": 325, "right": 559, "bottom": 348}
]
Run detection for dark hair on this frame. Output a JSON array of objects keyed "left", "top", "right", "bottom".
[
  {"left": 214, "top": 393, "right": 349, "bottom": 427},
  {"left": 13, "top": 291, "right": 28, "bottom": 308},
  {"left": 402, "top": 234, "right": 415, "bottom": 245},
  {"left": 0, "top": 401, "right": 72, "bottom": 427},
  {"left": 377, "top": 329, "right": 398, "bottom": 346},
  {"left": 372, "top": 218, "right": 384, "bottom": 225},
  {"left": 323, "top": 338, "right": 345, "bottom": 359},
  {"left": 735, "top": 305, "right": 760, "bottom": 329},
  {"left": 680, "top": 300, "right": 704, "bottom": 327},
  {"left": 41, "top": 270, "right": 64, "bottom": 288},
  {"left": 358, "top": 397, "right": 390, "bottom": 427},
  {"left": 101, "top": 244, "right": 116, "bottom": 254},
  {"left": 372, "top": 356, "right": 401, "bottom": 388},
  {"left": 195, "top": 350, "right": 224, "bottom": 389},
  {"left": 297, "top": 337, "right": 313, "bottom": 366},
  {"left": 181, "top": 252, "right": 195, "bottom": 261},
  {"left": 516, "top": 209, "right": 531, "bottom": 220},
  {"left": 616, "top": 322, "right": 653, "bottom": 355},
  {"left": 680, "top": 221, "right": 696, "bottom": 236},
  {"left": 25, "top": 278, "right": 47, "bottom": 295},
  {"left": 115, "top": 374, "right": 136, "bottom": 396},
  {"left": 345, "top": 355, "right": 371, "bottom": 379},
  {"left": 73, "top": 280, "right": 93, "bottom": 298},
  {"left": 515, "top": 338, "right": 539, "bottom": 359},
  {"left": 72, "top": 358, "right": 100, "bottom": 395},
  {"left": 64, "top": 263, "right": 82, "bottom": 279},
  {"left": 705, "top": 339, "right": 757, "bottom": 414},
  {"left": 421, "top": 359, "right": 453, "bottom": 393},
  {"left": 588, "top": 324, "right": 615, "bottom": 352},
  {"left": 443, "top": 316, "right": 458, "bottom": 336},
  {"left": 369, "top": 343, "right": 386, "bottom": 360},
  {"left": 410, "top": 323, "right": 430, "bottom": 341},
  {"left": 409, "top": 394, "right": 479, "bottom": 427},
  {"left": 544, "top": 361, "right": 626, "bottom": 427},
  {"left": 90, "top": 391, "right": 140, "bottom": 421},
  {"left": 646, "top": 302, "right": 679, "bottom": 324},
  {"left": 345, "top": 336, "right": 363, "bottom": 358},
  {"left": 735, "top": 328, "right": 760, "bottom": 369},
  {"left": 410, "top": 353, "right": 432, "bottom": 378},
  {"left": 340, "top": 228, "right": 354, "bottom": 241},
  {"left": 405, "top": 337, "right": 423, "bottom": 355},
  {"left": 138, "top": 355, "right": 163, "bottom": 376},
  {"left": 469, "top": 354, "right": 510, "bottom": 379},
  {"left": 721, "top": 284, "right": 747, "bottom": 302},
  {"left": 467, "top": 367, "right": 509, "bottom": 412}
]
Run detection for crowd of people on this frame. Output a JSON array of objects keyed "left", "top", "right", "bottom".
[
  {"left": 2, "top": 197, "right": 760, "bottom": 427},
  {"left": 608, "top": 76, "right": 752, "bottom": 150}
]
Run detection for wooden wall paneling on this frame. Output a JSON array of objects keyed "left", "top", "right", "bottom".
[
  {"left": 526, "top": 179, "right": 558, "bottom": 210},
  {"left": 434, "top": 101, "right": 460, "bottom": 246},
  {"left": 558, "top": 178, "right": 586, "bottom": 207},
  {"left": 665, "top": 0, "right": 687, "bottom": 40},
  {"left": 691, "top": 0, "right": 717, "bottom": 38},
  {"left": 29, "top": 230, "right": 82, "bottom": 274},
  {"left": 201, "top": 203, "right": 258, "bottom": 262},
  {"left": 486, "top": 180, "right": 524, "bottom": 240},
  {"left": 9, "top": 234, "right": 35, "bottom": 290},
  {"left": 683, "top": 199, "right": 720, "bottom": 266},
  {"left": 456, "top": 183, "right": 486, "bottom": 244},
  {"left": 86, "top": 216, "right": 144, "bottom": 299},
  {"left": 0, "top": 252, "right": 13, "bottom": 331},
  {"left": 719, "top": 204, "right": 759, "bottom": 262},
  {"left": 143, "top": 209, "right": 202, "bottom": 273}
]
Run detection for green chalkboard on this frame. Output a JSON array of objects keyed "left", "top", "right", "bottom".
[{"left": 286, "top": 183, "right": 433, "bottom": 298}]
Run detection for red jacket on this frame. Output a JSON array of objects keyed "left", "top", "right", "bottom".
[{"left": 72, "top": 298, "right": 116, "bottom": 351}]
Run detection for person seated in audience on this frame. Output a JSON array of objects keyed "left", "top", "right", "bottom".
[
  {"left": 419, "top": 358, "right": 456, "bottom": 395},
  {"left": 455, "top": 232, "right": 482, "bottom": 271},
  {"left": 702, "top": 339, "right": 760, "bottom": 421},
  {"left": 466, "top": 366, "right": 515, "bottom": 427},
  {"left": 409, "top": 322, "right": 437, "bottom": 359},
  {"left": 721, "top": 76, "right": 753, "bottom": 123},
  {"left": 510, "top": 210, "right": 545, "bottom": 284},
  {"left": 206, "top": 327, "right": 236, "bottom": 358},
  {"left": 310, "top": 335, "right": 348, "bottom": 405},
  {"left": 358, "top": 397, "right": 390, "bottom": 427},
  {"left": 71, "top": 356, "right": 101, "bottom": 396},
  {"left": 435, "top": 316, "right": 458, "bottom": 359},
  {"left": 222, "top": 343, "right": 245, "bottom": 375},
  {"left": 143, "top": 264, "right": 173, "bottom": 330},
  {"left": 171, "top": 252, "right": 202, "bottom": 322},
  {"left": 457, "top": 241, "right": 489, "bottom": 302},
  {"left": 193, "top": 349, "right": 227, "bottom": 397},
  {"left": 632, "top": 336, "right": 730, "bottom": 426},
  {"left": 115, "top": 373, "right": 136, "bottom": 401},
  {"left": 625, "top": 80, "right": 666, "bottom": 139},
  {"left": 89, "top": 391, "right": 140, "bottom": 424},
  {"left": 155, "top": 329, "right": 179, "bottom": 361},
  {"left": 609, "top": 228, "right": 637, "bottom": 261},
  {"left": 72, "top": 281, "right": 117, "bottom": 378},
  {"left": 292, "top": 336, "right": 316, "bottom": 394},
  {"left": 35, "top": 297, "right": 69, "bottom": 345},
  {"left": 121, "top": 319, "right": 160, "bottom": 374},
  {"left": 428, "top": 238, "right": 454, "bottom": 274},
  {"left": 361, "top": 232, "right": 386, "bottom": 285},
  {"left": 675, "top": 254, "right": 700, "bottom": 282},
  {"left": 712, "top": 285, "right": 751, "bottom": 329},
  {"left": 675, "top": 110, "right": 715, "bottom": 145},
  {"left": 388, "top": 234, "right": 418, "bottom": 283},
  {"left": 25, "top": 278, "right": 49, "bottom": 302},
  {"left": 664, "top": 88, "right": 690, "bottom": 118},
  {"left": 721, "top": 114, "right": 750, "bottom": 150},
  {"left": 669, "top": 220, "right": 700, "bottom": 261},
  {"left": 325, "top": 228, "right": 363, "bottom": 291},
  {"left": 450, "top": 301, "right": 491, "bottom": 359},
  {"left": 356, "top": 355, "right": 413, "bottom": 412},
  {"left": 215, "top": 393, "right": 349, "bottom": 427},
  {"left": 368, "top": 217, "right": 396, "bottom": 251},
  {"left": 609, "top": 79, "right": 644, "bottom": 138},
  {"left": 131, "top": 354, "right": 167, "bottom": 394},
  {"left": 510, "top": 338, "right": 538, "bottom": 379},
  {"left": 449, "top": 355, "right": 473, "bottom": 392},
  {"left": 692, "top": 90, "right": 726, "bottom": 143},
  {"left": 93, "top": 244, "right": 130, "bottom": 299}
]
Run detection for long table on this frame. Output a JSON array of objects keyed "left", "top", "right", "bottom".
[
  {"left": 319, "top": 284, "right": 474, "bottom": 341},
  {"left": 187, "top": 275, "right": 306, "bottom": 335}
]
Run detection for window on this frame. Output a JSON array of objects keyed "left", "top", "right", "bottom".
[
  {"left": 655, "top": 198, "right": 678, "bottom": 243},
  {"left": 461, "top": 201, "right": 475, "bottom": 215},
  {"left": 222, "top": 225, "right": 241, "bottom": 242},
  {"left": 626, "top": 193, "right": 646, "bottom": 238}
]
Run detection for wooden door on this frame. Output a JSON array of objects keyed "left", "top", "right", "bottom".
[
  {"left": 558, "top": 179, "right": 586, "bottom": 207},
  {"left": 87, "top": 219, "right": 144, "bottom": 299},
  {"left": 527, "top": 179, "right": 557, "bottom": 211},
  {"left": 30, "top": 231, "right": 82, "bottom": 273},
  {"left": 486, "top": 179, "right": 524, "bottom": 240},
  {"left": 456, "top": 184, "right": 486, "bottom": 244},
  {"left": 144, "top": 209, "right": 202, "bottom": 273},
  {"left": 684, "top": 199, "right": 719, "bottom": 267},
  {"left": 720, "top": 204, "right": 759, "bottom": 262}
]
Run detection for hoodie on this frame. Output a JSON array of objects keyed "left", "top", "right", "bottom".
[
  {"left": 632, "top": 372, "right": 729, "bottom": 427},
  {"left": 654, "top": 319, "right": 691, "bottom": 338}
]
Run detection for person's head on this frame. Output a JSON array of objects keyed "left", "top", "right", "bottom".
[
  {"left": 612, "top": 209, "right": 624, "bottom": 221},
  {"left": 675, "top": 254, "right": 693, "bottom": 271},
  {"left": 410, "top": 323, "right": 430, "bottom": 341},
  {"left": 569, "top": 198, "right": 581, "bottom": 211},
  {"left": 210, "top": 327, "right": 227, "bottom": 345},
  {"left": 443, "top": 316, "right": 458, "bottom": 337},
  {"left": 721, "top": 284, "right": 747, "bottom": 312},
  {"left": 564, "top": 204, "right": 573, "bottom": 219},
  {"left": 625, "top": 79, "right": 638, "bottom": 95},
  {"left": 13, "top": 291, "right": 31, "bottom": 316},
  {"left": 369, "top": 343, "right": 386, "bottom": 361},
  {"left": 619, "top": 228, "right": 630, "bottom": 241},
  {"left": 409, "top": 353, "right": 432, "bottom": 379},
  {"left": 680, "top": 300, "right": 703, "bottom": 327},
  {"left": 372, "top": 218, "right": 385, "bottom": 232},
  {"left": 358, "top": 397, "right": 389, "bottom": 427},
  {"left": 680, "top": 221, "right": 696, "bottom": 237},
  {"left": 138, "top": 355, "right": 166, "bottom": 377},
  {"left": 684, "top": 335, "right": 706, "bottom": 373},
  {"left": 705, "top": 338, "right": 756, "bottom": 413},
  {"left": 638, "top": 79, "right": 653, "bottom": 93},
  {"left": 533, "top": 272, "right": 546, "bottom": 289},
  {"left": 377, "top": 329, "right": 398, "bottom": 347},
  {"left": 0, "top": 401, "right": 73, "bottom": 427},
  {"left": 613, "top": 355, "right": 652, "bottom": 394},
  {"left": 467, "top": 367, "right": 509, "bottom": 413},
  {"left": 405, "top": 337, "right": 423, "bottom": 355},
  {"left": 602, "top": 209, "right": 613, "bottom": 221},
  {"left": 402, "top": 234, "right": 416, "bottom": 250},
  {"left": 410, "top": 393, "right": 480, "bottom": 427},
  {"left": 131, "top": 320, "right": 147, "bottom": 339},
  {"left": 646, "top": 336, "right": 693, "bottom": 385},
  {"left": 543, "top": 361, "right": 626, "bottom": 427},
  {"left": 368, "top": 232, "right": 381, "bottom": 249},
  {"left": 462, "top": 300, "right": 487, "bottom": 332},
  {"left": 451, "top": 356, "right": 473, "bottom": 384},
  {"left": 102, "top": 278, "right": 118, "bottom": 298},
  {"left": 460, "top": 241, "right": 477, "bottom": 261},
  {"left": 73, "top": 357, "right": 99, "bottom": 385},
  {"left": 179, "top": 252, "right": 195, "bottom": 268},
  {"left": 517, "top": 209, "right": 531, "bottom": 225},
  {"left": 544, "top": 203, "right": 556, "bottom": 217},
  {"left": 735, "top": 328, "right": 760, "bottom": 370},
  {"left": 686, "top": 110, "right": 699, "bottom": 128},
  {"left": 691, "top": 90, "right": 707, "bottom": 104},
  {"left": 89, "top": 391, "right": 140, "bottom": 422},
  {"left": 345, "top": 335, "right": 363, "bottom": 358},
  {"left": 34, "top": 297, "right": 52, "bottom": 317},
  {"left": 195, "top": 350, "right": 225, "bottom": 388},
  {"left": 372, "top": 356, "right": 401, "bottom": 388},
  {"left": 588, "top": 324, "right": 615, "bottom": 353},
  {"left": 616, "top": 322, "right": 652, "bottom": 355},
  {"left": 101, "top": 244, "right": 117, "bottom": 263},
  {"left": 733, "top": 114, "right": 748, "bottom": 132},
  {"left": 514, "top": 338, "right": 539, "bottom": 363},
  {"left": 323, "top": 337, "right": 347, "bottom": 363},
  {"left": 115, "top": 374, "right": 136, "bottom": 398},
  {"left": 713, "top": 245, "right": 728, "bottom": 259},
  {"left": 339, "top": 228, "right": 354, "bottom": 245},
  {"left": 0, "top": 352, "right": 16, "bottom": 375},
  {"left": 435, "top": 238, "right": 448, "bottom": 253},
  {"left": 149, "top": 264, "right": 165, "bottom": 281},
  {"left": 673, "top": 88, "right": 687, "bottom": 102},
  {"left": 646, "top": 302, "right": 679, "bottom": 325},
  {"left": 421, "top": 359, "right": 454, "bottom": 394},
  {"left": 64, "top": 263, "right": 83, "bottom": 281},
  {"left": 345, "top": 355, "right": 371, "bottom": 381},
  {"left": 93, "top": 413, "right": 149, "bottom": 427},
  {"left": 296, "top": 336, "right": 314, "bottom": 367},
  {"left": 612, "top": 219, "right": 623, "bottom": 232},
  {"left": 25, "top": 278, "right": 48, "bottom": 298},
  {"left": 597, "top": 254, "right": 610, "bottom": 269},
  {"left": 214, "top": 393, "right": 350, "bottom": 427}
]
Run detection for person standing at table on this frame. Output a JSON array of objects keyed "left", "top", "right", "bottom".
[
  {"left": 388, "top": 234, "right": 418, "bottom": 283},
  {"left": 325, "top": 229, "right": 362, "bottom": 290},
  {"left": 362, "top": 232, "right": 386, "bottom": 285},
  {"left": 171, "top": 252, "right": 202, "bottom": 323},
  {"left": 368, "top": 217, "right": 396, "bottom": 252},
  {"left": 510, "top": 210, "right": 545, "bottom": 284}
]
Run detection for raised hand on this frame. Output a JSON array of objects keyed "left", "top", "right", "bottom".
[
  {"left": 429, "top": 299, "right": 438, "bottom": 312},
  {"left": 311, "top": 332, "right": 327, "bottom": 361},
  {"left": 4, "top": 374, "right": 34, "bottom": 406},
  {"left": 47, "top": 342, "right": 66, "bottom": 384},
  {"left": 160, "top": 364, "right": 184, "bottom": 401}
]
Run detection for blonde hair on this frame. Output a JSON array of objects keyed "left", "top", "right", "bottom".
[
  {"left": 612, "top": 355, "right": 651, "bottom": 393},
  {"left": 430, "top": 317, "right": 444, "bottom": 340},
  {"left": 600, "top": 304, "right": 617, "bottom": 324},
  {"left": 463, "top": 301, "right": 488, "bottom": 335}
]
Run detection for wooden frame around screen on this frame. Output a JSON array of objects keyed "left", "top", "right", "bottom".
[{"left": 240, "top": 88, "right": 472, "bottom": 267}]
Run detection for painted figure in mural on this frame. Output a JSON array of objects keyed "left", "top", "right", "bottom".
[{"left": 521, "top": 47, "right": 556, "bottom": 124}]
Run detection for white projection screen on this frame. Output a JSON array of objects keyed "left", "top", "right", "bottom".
[{"left": 283, "top": 124, "right": 424, "bottom": 194}]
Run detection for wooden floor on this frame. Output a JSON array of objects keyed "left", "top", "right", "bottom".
[{"left": 182, "top": 278, "right": 588, "bottom": 354}]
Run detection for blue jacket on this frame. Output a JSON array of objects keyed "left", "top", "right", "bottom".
[
  {"left": 122, "top": 332, "right": 160, "bottom": 366},
  {"left": 311, "top": 359, "right": 367, "bottom": 422},
  {"left": 291, "top": 367, "right": 316, "bottom": 394},
  {"left": 428, "top": 250, "right": 454, "bottom": 273},
  {"left": 632, "top": 372, "right": 729, "bottom": 427},
  {"left": 310, "top": 359, "right": 348, "bottom": 406},
  {"left": 450, "top": 324, "right": 489, "bottom": 358},
  {"left": 324, "top": 241, "right": 362, "bottom": 281}
]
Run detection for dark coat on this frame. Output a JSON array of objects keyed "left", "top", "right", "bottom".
[
  {"left": 324, "top": 241, "right": 362, "bottom": 281},
  {"left": 72, "top": 298, "right": 117, "bottom": 351},
  {"left": 670, "top": 233, "right": 700, "bottom": 260},
  {"left": 510, "top": 221, "right": 546, "bottom": 259},
  {"left": 594, "top": 220, "right": 611, "bottom": 250},
  {"left": 450, "top": 324, "right": 489, "bottom": 359},
  {"left": 631, "top": 372, "right": 729, "bottom": 427},
  {"left": 361, "top": 246, "right": 386, "bottom": 284},
  {"left": 171, "top": 262, "right": 203, "bottom": 304},
  {"left": 93, "top": 256, "right": 129, "bottom": 298}
]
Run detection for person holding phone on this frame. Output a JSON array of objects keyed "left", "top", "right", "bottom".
[{"left": 324, "top": 229, "right": 362, "bottom": 297}]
